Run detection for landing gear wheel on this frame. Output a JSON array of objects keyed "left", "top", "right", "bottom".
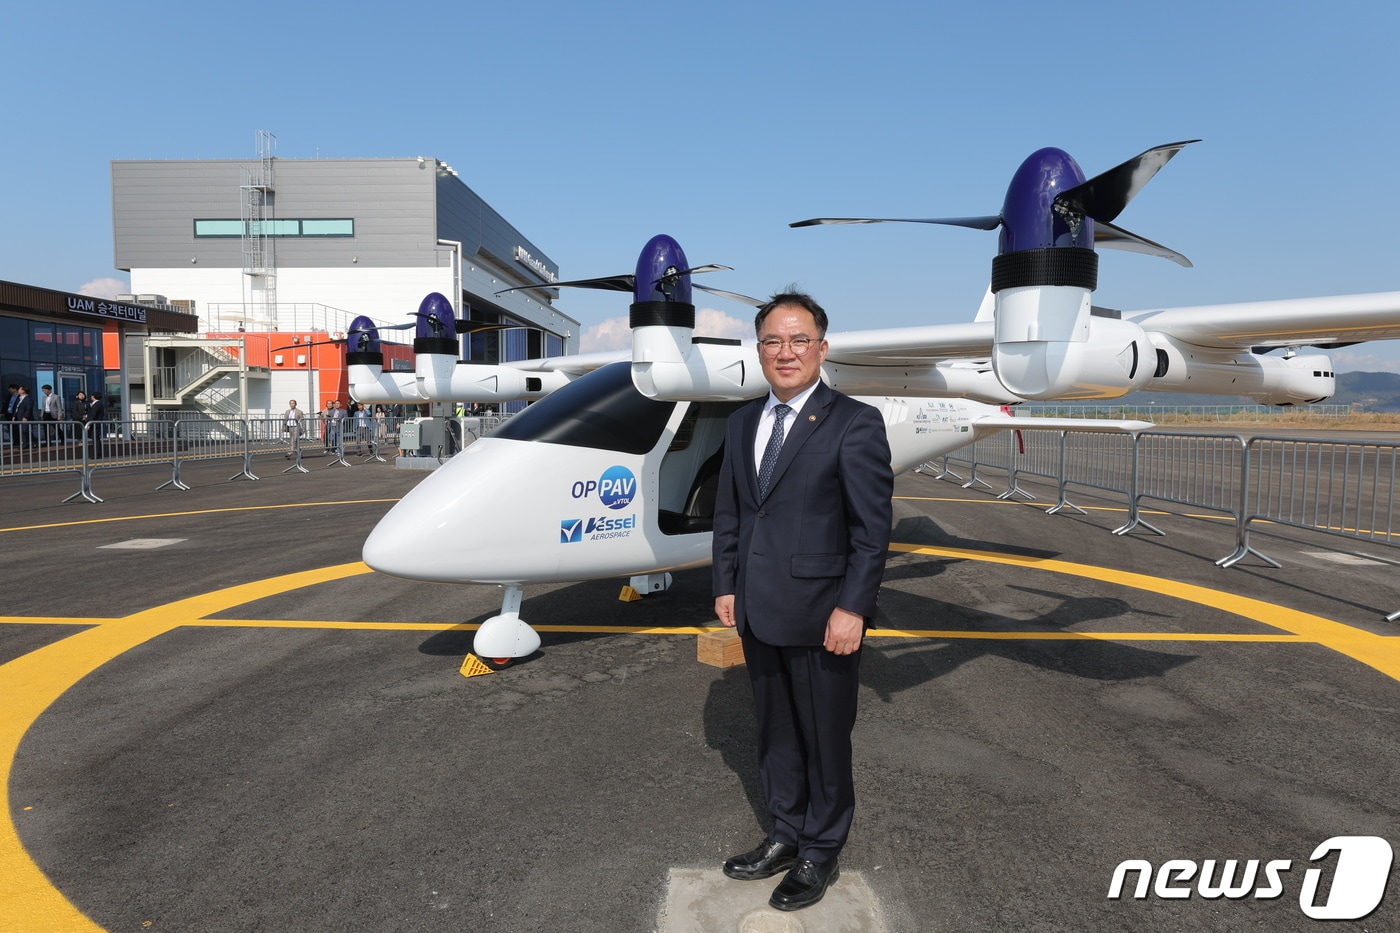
[{"left": 471, "top": 584, "right": 541, "bottom": 664}]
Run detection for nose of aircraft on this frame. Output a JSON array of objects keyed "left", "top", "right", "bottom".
[{"left": 362, "top": 439, "right": 541, "bottom": 584}]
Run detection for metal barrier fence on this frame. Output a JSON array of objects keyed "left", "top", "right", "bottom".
[
  {"left": 0, "top": 415, "right": 409, "bottom": 503},
  {"left": 1238, "top": 436, "right": 1400, "bottom": 578},
  {"left": 1019, "top": 404, "right": 1349, "bottom": 421},
  {"left": 926, "top": 428, "right": 1400, "bottom": 620}
]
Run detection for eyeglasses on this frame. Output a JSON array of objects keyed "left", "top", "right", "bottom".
[{"left": 757, "top": 336, "right": 821, "bottom": 357}]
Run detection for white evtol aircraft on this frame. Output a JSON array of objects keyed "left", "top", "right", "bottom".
[{"left": 348, "top": 142, "right": 1400, "bottom": 666}]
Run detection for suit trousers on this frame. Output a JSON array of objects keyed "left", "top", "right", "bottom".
[{"left": 740, "top": 627, "right": 862, "bottom": 862}]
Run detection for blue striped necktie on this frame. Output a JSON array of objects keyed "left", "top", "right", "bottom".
[{"left": 758, "top": 404, "right": 791, "bottom": 498}]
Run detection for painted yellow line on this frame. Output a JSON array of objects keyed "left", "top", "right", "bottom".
[
  {"left": 1, "top": 615, "right": 1314, "bottom": 643},
  {"left": 0, "top": 500, "right": 400, "bottom": 535},
  {"left": 892, "top": 543, "right": 1400, "bottom": 681}
]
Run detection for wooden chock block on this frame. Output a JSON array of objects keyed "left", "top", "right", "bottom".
[{"left": 697, "top": 628, "right": 746, "bottom": 668}]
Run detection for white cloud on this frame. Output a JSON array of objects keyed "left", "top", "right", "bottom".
[
  {"left": 579, "top": 316, "right": 632, "bottom": 352},
  {"left": 580, "top": 307, "right": 751, "bottom": 352},
  {"left": 696, "top": 307, "right": 753, "bottom": 341},
  {"left": 76, "top": 277, "right": 128, "bottom": 300},
  {"left": 1329, "top": 341, "right": 1400, "bottom": 373}
]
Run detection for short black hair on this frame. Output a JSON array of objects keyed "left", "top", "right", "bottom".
[{"left": 754, "top": 287, "right": 828, "bottom": 337}]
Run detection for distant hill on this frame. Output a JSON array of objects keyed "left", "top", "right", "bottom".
[
  {"left": 1335, "top": 371, "right": 1400, "bottom": 411},
  {"left": 1038, "top": 372, "right": 1400, "bottom": 411}
]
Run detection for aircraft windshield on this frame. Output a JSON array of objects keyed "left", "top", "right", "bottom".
[{"left": 493, "top": 361, "right": 677, "bottom": 455}]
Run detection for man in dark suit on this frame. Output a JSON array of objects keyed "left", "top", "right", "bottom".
[
  {"left": 712, "top": 290, "right": 893, "bottom": 911},
  {"left": 12, "top": 386, "right": 35, "bottom": 449}
]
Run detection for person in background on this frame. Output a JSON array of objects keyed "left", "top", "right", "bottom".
[
  {"left": 283, "top": 400, "right": 304, "bottom": 459},
  {"left": 3, "top": 384, "right": 18, "bottom": 445},
  {"left": 83, "top": 391, "right": 106, "bottom": 459},
  {"left": 323, "top": 399, "right": 344, "bottom": 452},
  {"left": 40, "top": 385, "right": 62, "bottom": 446},
  {"left": 351, "top": 401, "right": 371, "bottom": 454},
  {"left": 12, "top": 386, "right": 35, "bottom": 449}
]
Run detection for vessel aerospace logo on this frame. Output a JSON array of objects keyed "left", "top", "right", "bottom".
[
  {"left": 570, "top": 465, "right": 637, "bottom": 510},
  {"left": 1107, "top": 836, "right": 1393, "bottom": 920},
  {"left": 559, "top": 514, "right": 637, "bottom": 544}
]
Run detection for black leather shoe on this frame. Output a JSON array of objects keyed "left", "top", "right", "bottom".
[
  {"left": 769, "top": 857, "right": 839, "bottom": 911},
  {"left": 722, "top": 837, "right": 798, "bottom": 880}
]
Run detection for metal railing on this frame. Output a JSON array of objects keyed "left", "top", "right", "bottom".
[
  {"left": 1236, "top": 436, "right": 1400, "bottom": 575},
  {"left": 926, "top": 428, "right": 1400, "bottom": 620},
  {"left": 0, "top": 415, "right": 410, "bottom": 502},
  {"left": 1019, "top": 404, "right": 1350, "bottom": 421}
]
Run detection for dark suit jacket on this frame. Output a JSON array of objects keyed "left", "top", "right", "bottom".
[
  {"left": 12, "top": 394, "right": 34, "bottom": 421},
  {"left": 712, "top": 381, "right": 893, "bottom": 646}
]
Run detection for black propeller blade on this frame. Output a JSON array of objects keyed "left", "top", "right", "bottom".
[
  {"left": 1054, "top": 140, "right": 1200, "bottom": 224},
  {"left": 496, "top": 274, "right": 634, "bottom": 297},
  {"left": 495, "top": 264, "right": 759, "bottom": 306},
  {"left": 694, "top": 284, "right": 763, "bottom": 307},
  {"left": 792, "top": 141, "right": 1199, "bottom": 266},
  {"left": 790, "top": 215, "right": 1002, "bottom": 230},
  {"left": 456, "top": 320, "right": 524, "bottom": 334},
  {"left": 658, "top": 263, "right": 732, "bottom": 279},
  {"left": 1093, "top": 220, "right": 1192, "bottom": 268}
]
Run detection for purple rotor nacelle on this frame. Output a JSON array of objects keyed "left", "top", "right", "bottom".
[
  {"left": 998, "top": 148, "right": 1093, "bottom": 254},
  {"left": 347, "top": 315, "right": 381, "bottom": 354},
  {"left": 415, "top": 292, "right": 458, "bottom": 341},
  {"left": 633, "top": 234, "right": 692, "bottom": 305}
]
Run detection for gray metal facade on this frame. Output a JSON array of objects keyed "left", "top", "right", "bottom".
[{"left": 111, "top": 159, "right": 559, "bottom": 283}]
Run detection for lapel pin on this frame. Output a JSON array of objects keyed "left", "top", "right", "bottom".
[{"left": 808, "top": 415, "right": 816, "bottom": 421}]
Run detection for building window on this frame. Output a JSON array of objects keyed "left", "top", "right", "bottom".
[
  {"left": 300, "top": 219, "right": 354, "bottom": 236},
  {"left": 193, "top": 220, "right": 244, "bottom": 237},
  {"left": 194, "top": 218, "right": 355, "bottom": 238},
  {"left": 28, "top": 322, "right": 55, "bottom": 362}
]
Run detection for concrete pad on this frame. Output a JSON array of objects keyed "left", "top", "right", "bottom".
[
  {"left": 97, "top": 537, "right": 187, "bottom": 549},
  {"left": 660, "top": 868, "right": 887, "bottom": 933}
]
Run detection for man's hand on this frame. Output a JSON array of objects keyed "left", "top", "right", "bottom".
[
  {"left": 714, "top": 594, "right": 737, "bottom": 628},
  {"left": 824, "top": 607, "right": 865, "bottom": 655}
]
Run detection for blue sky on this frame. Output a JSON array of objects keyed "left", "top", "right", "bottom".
[{"left": 4, "top": 1, "right": 1399, "bottom": 370}]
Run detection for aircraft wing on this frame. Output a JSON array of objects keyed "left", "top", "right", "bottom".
[
  {"left": 1126, "top": 291, "right": 1400, "bottom": 350},
  {"left": 505, "top": 350, "right": 628, "bottom": 374},
  {"left": 824, "top": 323, "right": 994, "bottom": 365},
  {"left": 973, "top": 414, "right": 1154, "bottom": 433}
]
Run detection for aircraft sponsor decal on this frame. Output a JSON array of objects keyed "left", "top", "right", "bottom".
[
  {"left": 570, "top": 465, "right": 637, "bottom": 510},
  {"left": 559, "top": 513, "right": 637, "bottom": 544},
  {"left": 1106, "top": 836, "right": 1392, "bottom": 921}
]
